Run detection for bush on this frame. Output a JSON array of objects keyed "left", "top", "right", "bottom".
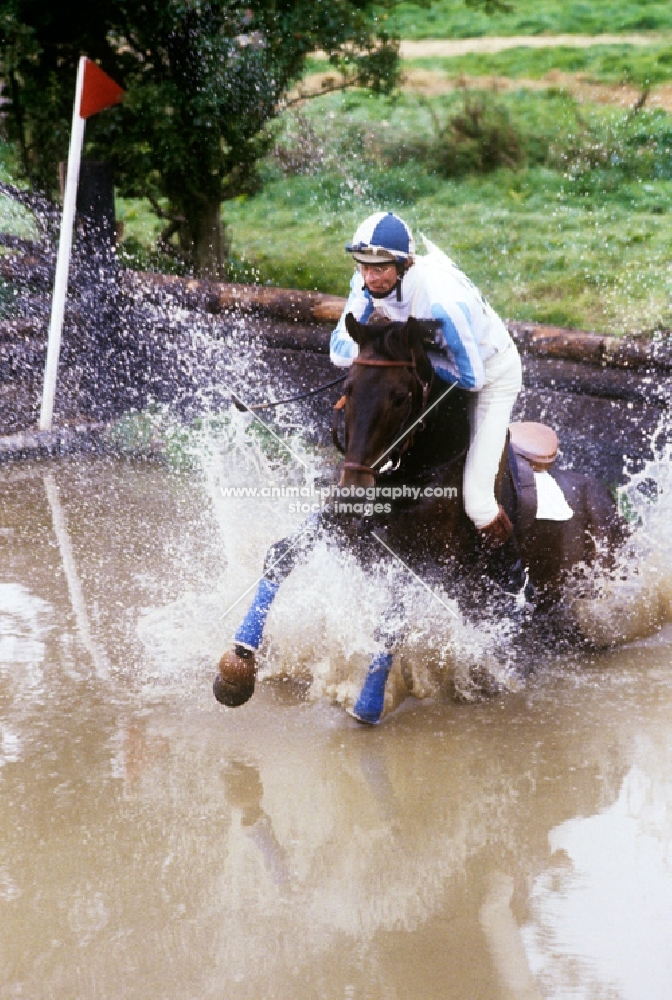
[
  {"left": 432, "top": 92, "right": 525, "bottom": 177},
  {"left": 271, "top": 110, "right": 327, "bottom": 176},
  {"left": 548, "top": 105, "right": 672, "bottom": 193}
]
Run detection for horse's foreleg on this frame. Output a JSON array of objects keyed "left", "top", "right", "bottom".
[
  {"left": 349, "top": 650, "right": 395, "bottom": 725},
  {"left": 232, "top": 533, "right": 298, "bottom": 653},
  {"left": 349, "top": 599, "right": 405, "bottom": 726},
  {"left": 214, "top": 513, "right": 322, "bottom": 707}
]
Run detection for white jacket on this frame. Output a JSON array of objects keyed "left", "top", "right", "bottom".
[{"left": 330, "top": 237, "right": 513, "bottom": 390}]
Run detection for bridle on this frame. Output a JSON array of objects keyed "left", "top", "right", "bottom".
[{"left": 333, "top": 352, "right": 433, "bottom": 477}]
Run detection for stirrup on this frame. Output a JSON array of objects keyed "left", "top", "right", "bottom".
[
  {"left": 496, "top": 568, "right": 536, "bottom": 622},
  {"left": 500, "top": 561, "right": 534, "bottom": 598},
  {"left": 510, "top": 567, "right": 536, "bottom": 606}
]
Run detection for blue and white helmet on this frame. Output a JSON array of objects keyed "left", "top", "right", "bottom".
[{"left": 346, "top": 211, "right": 415, "bottom": 264}]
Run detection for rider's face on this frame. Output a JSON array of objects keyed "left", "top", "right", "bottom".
[{"left": 358, "top": 261, "right": 399, "bottom": 296}]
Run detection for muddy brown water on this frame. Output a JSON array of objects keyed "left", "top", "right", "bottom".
[{"left": 2, "top": 453, "right": 672, "bottom": 999}]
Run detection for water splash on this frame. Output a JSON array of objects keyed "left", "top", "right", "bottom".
[
  {"left": 135, "top": 405, "right": 521, "bottom": 714},
  {"left": 571, "top": 407, "right": 672, "bottom": 647}
]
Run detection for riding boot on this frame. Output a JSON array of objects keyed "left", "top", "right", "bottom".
[{"left": 479, "top": 506, "right": 535, "bottom": 603}]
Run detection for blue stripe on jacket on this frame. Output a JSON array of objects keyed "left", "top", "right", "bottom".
[{"left": 430, "top": 302, "right": 483, "bottom": 390}]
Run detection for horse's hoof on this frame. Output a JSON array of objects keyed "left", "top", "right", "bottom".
[{"left": 213, "top": 649, "right": 256, "bottom": 707}]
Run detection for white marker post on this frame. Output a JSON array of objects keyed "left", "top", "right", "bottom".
[
  {"left": 39, "top": 56, "right": 124, "bottom": 431},
  {"left": 39, "top": 57, "right": 86, "bottom": 432}
]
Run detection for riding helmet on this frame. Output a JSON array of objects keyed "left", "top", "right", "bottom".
[{"left": 346, "top": 212, "right": 415, "bottom": 264}]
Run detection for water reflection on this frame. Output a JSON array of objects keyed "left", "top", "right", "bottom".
[
  {"left": 0, "top": 458, "right": 671, "bottom": 998},
  {"left": 523, "top": 676, "right": 672, "bottom": 1000}
]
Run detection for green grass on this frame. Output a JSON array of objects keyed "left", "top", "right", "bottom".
[
  {"left": 0, "top": 144, "right": 38, "bottom": 240},
  {"left": 0, "top": 196, "right": 37, "bottom": 240},
  {"left": 224, "top": 167, "right": 672, "bottom": 335},
  {"left": 386, "top": 0, "right": 672, "bottom": 40},
  {"left": 401, "top": 42, "right": 672, "bottom": 86},
  {"left": 219, "top": 87, "right": 672, "bottom": 336}
]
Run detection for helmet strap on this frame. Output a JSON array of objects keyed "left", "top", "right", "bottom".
[{"left": 395, "top": 261, "right": 405, "bottom": 301}]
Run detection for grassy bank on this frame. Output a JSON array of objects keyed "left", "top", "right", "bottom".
[
  {"left": 386, "top": 0, "right": 672, "bottom": 40},
  {"left": 398, "top": 42, "right": 672, "bottom": 87},
  {"left": 216, "top": 84, "right": 672, "bottom": 337},
  {"left": 223, "top": 167, "right": 672, "bottom": 335}
]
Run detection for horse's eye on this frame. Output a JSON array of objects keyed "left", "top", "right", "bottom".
[{"left": 391, "top": 391, "right": 408, "bottom": 408}]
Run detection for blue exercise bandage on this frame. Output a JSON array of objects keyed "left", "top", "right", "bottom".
[
  {"left": 234, "top": 578, "right": 280, "bottom": 650},
  {"left": 351, "top": 651, "right": 394, "bottom": 725}
]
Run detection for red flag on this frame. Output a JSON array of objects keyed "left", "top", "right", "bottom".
[{"left": 79, "top": 58, "right": 124, "bottom": 119}]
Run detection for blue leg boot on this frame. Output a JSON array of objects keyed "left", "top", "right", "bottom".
[
  {"left": 349, "top": 651, "right": 394, "bottom": 725},
  {"left": 234, "top": 577, "right": 280, "bottom": 651}
]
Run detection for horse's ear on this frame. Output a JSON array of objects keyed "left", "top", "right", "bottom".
[
  {"left": 406, "top": 317, "right": 434, "bottom": 379},
  {"left": 345, "top": 312, "right": 378, "bottom": 347},
  {"left": 406, "top": 316, "right": 428, "bottom": 351}
]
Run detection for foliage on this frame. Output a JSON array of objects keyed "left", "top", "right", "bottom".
[
  {"left": 0, "top": 0, "right": 405, "bottom": 276},
  {"left": 0, "top": 189, "right": 36, "bottom": 237},
  {"left": 430, "top": 91, "right": 524, "bottom": 175},
  {"left": 115, "top": 234, "right": 192, "bottom": 277},
  {"left": 548, "top": 105, "right": 672, "bottom": 189}
]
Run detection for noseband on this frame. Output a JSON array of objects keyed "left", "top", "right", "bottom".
[{"left": 333, "top": 353, "right": 432, "bottom": 477}]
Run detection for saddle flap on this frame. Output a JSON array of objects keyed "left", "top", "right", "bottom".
[
  {"left": 504, "top": 441, "right": 537, "bottom": 534},
  {"left": 509, "top": 421, "right": 559, "bottom": 471}
]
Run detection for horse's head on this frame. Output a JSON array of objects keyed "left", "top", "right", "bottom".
[{"left": 339, "top": 313, "right": 435, "bottom": 489}]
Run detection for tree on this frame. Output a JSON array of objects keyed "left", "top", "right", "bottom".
[{"left": 0, "top": 0, "right": 501, "bottom": 276}]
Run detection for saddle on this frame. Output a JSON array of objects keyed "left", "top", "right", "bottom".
[
  {"left": 509, "top": 421, "right": 558, "bottom": 472},
  {"left": 503, "top": 421, "right": 570, "bottom": 532}
]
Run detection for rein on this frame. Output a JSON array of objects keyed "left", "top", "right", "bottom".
[{"left": 232, "top": 374, "right": 347, "bottom": 413}]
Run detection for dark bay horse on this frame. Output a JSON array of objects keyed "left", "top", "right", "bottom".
[{"left": 214, "top": 314, "right": 623, "bottom": 721}]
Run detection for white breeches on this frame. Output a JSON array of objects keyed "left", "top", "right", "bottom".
[{"left": 462, "top": 343, "right": 523, "bottom": 530}]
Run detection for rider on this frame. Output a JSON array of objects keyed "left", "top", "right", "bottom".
[{"left": 331, "top": 210, "right": 529, "bottom": 598}]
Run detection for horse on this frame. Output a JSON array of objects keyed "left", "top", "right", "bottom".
[{"left": 214, "top": 314, "right": 624, "bottom": 721}]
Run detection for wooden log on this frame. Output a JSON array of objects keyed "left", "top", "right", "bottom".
[
  {"left": 128, "top": 273, "right": 672, "bottom": 371},
  {"left": 2, "top": 265, "right": 670, "bottom": 372},
  {"left": 244, "top": 318, "right": 331, "bottom": 353},
  {"left": 122, "top": 270, "right": 344, "bottom": 323},
  {"left": 508, "top": 321, "right": 672, "bottom": 372}
]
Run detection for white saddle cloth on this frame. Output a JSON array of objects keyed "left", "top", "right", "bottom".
[{"left": 534, "top": 471, "right": 574, "bottom": 521}]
